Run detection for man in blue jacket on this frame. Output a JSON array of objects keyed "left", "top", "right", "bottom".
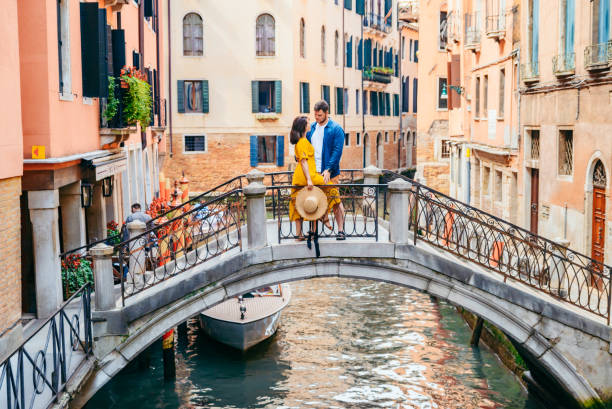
[{"left": 306, "top": 100, "right": 346, "bottom": 239}]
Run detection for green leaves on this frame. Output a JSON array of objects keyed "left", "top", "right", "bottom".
[
  {"left": 121, "top": 74, "right": 153, "bottom": 129},
  {"left": 103, "top": 76, "right": 119, "bottom": 121}
]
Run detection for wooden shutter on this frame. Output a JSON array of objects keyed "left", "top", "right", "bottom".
[
  {"left": 394, "top": 53, "right": 398, "bottom": 76},
  {"left": 336, "top": 87, "right": 343, "bottom": 114},
  {"left": 106, "top": 25, "right": 113, "bottom": 82},
  {"left": 413, "top": 78, "right": 418, "bottom": 112},
  {"left": 111, "top": 29, "right": 126, "bottom": 76},
  {"left": 144, "top": 0, "right": 153, "bottom": 17},
  {"left": 393, "top": 94, "right": 399, "bottom": 116},
  {"left": 358, "top": 39, "right": 363, "bottom": 69},
  {"left": 356, "top": 0, "right": 365, "bottom": 15},
  {"left": 303, "top": 83, "right": 310, "bottom": 113},
  {"left": 201, "top": 80, "right": 209, "bottom": 113},
  {"left": 274, "top": 80, "right": 282, "bottom": 113},
  {"left": 403, "top": 76, "right": 409, "bottom": 112},
  {"left": 347, "top": 37, "right": 353, "bottom": 68},
  {"left": 250, "top": 135, "right": 259, "bottom": 167},
  {"left": 251, "top": 81, "right": 259, "bottom": 113},
  {"left": 450, "top": 54, "right": 461, "bottom": 109},
  {"left": 80, "top": 3, "right": 107, "bottom": 98},
  {"left": 276, "top": 135, "right": 285, "bottom": 167},
  {"left": 365, "top": 39, "right": 371, "bottom": 68},
  {"left": 177, "top": 80, "right": 185, "bottom": 113},
  {"left": 132, "top": 51, "right": 140, "bottom": 70},
  {"left": 344, "top": 0, "right": 352, "bottom": 10}
]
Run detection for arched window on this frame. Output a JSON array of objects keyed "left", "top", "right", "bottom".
[
  {"left": 183, "top": 13, "right": 203, "bottom": 56},
  {"left": 334, "top": 30, "right": 339, "bottom": 66},
  {"left": 593, "top": 160, "right": 607, "bottom": 188},
  {"left": 321, "top": 26, "right": 326, "bottom": 63},
  {"left": 256, "top": 14, "right": 275, "bottom": 56},
  {"left": 300, "top": 18, "right": 306, "bottom": 58}
]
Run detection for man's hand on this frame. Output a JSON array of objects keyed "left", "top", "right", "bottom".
[
  {"left": 322, "top": 170, "right": 330, "bottom": 184},
  {"left": 307, "top": 179, "right": 314, "bottom": 190}
]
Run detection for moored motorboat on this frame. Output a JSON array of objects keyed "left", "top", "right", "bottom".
[{"left": 199, "top": 284, "right": 291, "bottom": 351}]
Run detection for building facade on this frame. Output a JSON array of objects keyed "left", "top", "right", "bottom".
[
  {"left": 162, "top": 0, "right": 404, "bottom": 192},
  {"left": 15, "top": 0, "right": 166, "bottom": 321},
  {"left": 399, "top": 2, "right": 419, "bottom": 169}
]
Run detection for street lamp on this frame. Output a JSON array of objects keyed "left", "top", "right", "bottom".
[
  {"left": 102, "top": 176, "right": 113, "bottom": 197},
  {"left": 81, "top": 182, "right": 93, "bottom": 208}
]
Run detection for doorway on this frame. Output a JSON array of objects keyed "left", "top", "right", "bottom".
[
  {"left": 529, "top": 168, "right": 539, "bottom": 234},
  {"left": 591, "top": 160, "right": 606, "bottom": 287}
]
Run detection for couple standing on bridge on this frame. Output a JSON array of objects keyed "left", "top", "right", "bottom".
[{"left": 289, "top": 100, "right": 347, "bottom": 241}]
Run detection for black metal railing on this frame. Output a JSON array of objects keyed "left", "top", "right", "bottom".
[
  {"left": 0, "top": 285, "right": 92, "bottom": 409},
  {"left": 270, "top": 183, "right": 382, "bottom": 242},
  {"left": 118, "top": 190, "right": 244, "bottom": 303},
  {"left": 383, "top": 170, "right": 611, "bottom": 324}
]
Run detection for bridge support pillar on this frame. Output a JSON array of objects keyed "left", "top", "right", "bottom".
[
  {"left": 127, "top": 220, "right": 147, "bottom": 287},
  {"left": 245, "top": 169, "right": 265, "bottom": 185},
  {"left": 388, "top": 178, "right": 412, "bottom": 244},
  {"left": 552, "top": 238, "right": 570, "bottom": 298},
  {"left": 90, "top": 243, "right": 116, "bottom": 311},
  {"left": 244, "top": 182, "right": 268, "bottom": 249},
  {"left": 363, "top": 165, "right": 382, "bottom": 185}
]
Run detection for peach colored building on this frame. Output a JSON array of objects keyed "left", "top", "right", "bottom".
[
  {"left": 0, "top": 0, "right": 25, "bottom": 359},
  {"left": 15, "top": 0, "right": 166, "bottom": 320},
  {"left": 414, "top": 0, "right": 450, "bottom": 192},
  {"left": 161, "top": 0, "right": 404, "bottom": 193},
  {"left": 520, "top": 0, "right": 612, "bottom": 265}
]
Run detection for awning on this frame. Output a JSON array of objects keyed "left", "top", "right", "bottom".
[{"left": 82, "top": 151, "right": 127, "bottom": 181}]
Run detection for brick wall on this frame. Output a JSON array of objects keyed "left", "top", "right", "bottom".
[{"left": 0, "top": 177, "right": 22, "bottom": 335}]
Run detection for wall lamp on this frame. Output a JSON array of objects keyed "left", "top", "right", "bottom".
[
  {"left": 81, "top": 182, "right": 93, "bottom": 208},
  {"left": 102, "top": 176, "right": 113, "bottom": 197}
]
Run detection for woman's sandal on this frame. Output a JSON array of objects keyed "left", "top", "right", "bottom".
[
  {"left": 295, "top": 235, "right": 306, "bottom": 242},
  {"left": 321, "top": 218, "right": 333, "bottom": 231}
]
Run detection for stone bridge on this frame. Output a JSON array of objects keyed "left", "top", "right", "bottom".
[{"left": 3, "top": 168, "right": 612, "bottom": 409}]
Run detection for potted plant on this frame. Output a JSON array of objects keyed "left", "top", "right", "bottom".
[
  {"left": 106, "top": 220, "right": 121, "bottom": 246},
  {"left": 103, "top": 66, "right": 153, "bottom": 130},
  {"left": 61, "top": 254, "right": 94, "bottom": 300}
]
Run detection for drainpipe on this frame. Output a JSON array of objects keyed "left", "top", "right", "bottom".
[
  {"left": 167, "top": 0, "right": 173, "bottom": 156},
  {"left": 361, "top": 13, "right": 365, "bottom": 167},
  {"left": 466, "top": 148, "right": 471, "bottom": 204}
]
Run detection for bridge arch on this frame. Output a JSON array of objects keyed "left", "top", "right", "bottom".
[{"left": 79, "top": 243, "right": 607, "bottom": 408}]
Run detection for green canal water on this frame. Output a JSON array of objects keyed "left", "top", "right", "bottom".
[{"left": 86, "top": 278, "right": 548, "bottom": 408}]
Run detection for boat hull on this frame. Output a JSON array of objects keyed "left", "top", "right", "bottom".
[{"left": 199, "top": 310, "right": 282, "bottom": 351}]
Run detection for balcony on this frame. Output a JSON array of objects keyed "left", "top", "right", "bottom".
[
  {"left": 485, "top": 15, "right": 505, "bottom": 40},
  {"left": 552, "top": 52, "right": 575, "bottom": 77},
  {"left": 363, "top": 67, "right": 392, "bottom": 87},
  {"left": 398, "top": 0, "right": 418, "bottom": 22},
  {"left": 446, "top": 11, "right": 461, "bottom": 44},
  {"left": 584, "top": 41, "right": 612, "bottom": 72},
  {"left": 520, "top": 61, "right": 540, "bottom": 84},
  {"left": 364, "top": 12, "right": 392, "bottom": 35},
  {"left": 465, "top": 28, "right": 481, "bottom": 52}
]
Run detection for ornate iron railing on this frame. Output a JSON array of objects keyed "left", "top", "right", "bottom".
[
  {"left": 383, "top": 170, "right": 611, "bottom": 323},
  {"left": 552, "top": 52, "right": 575, "bottom": 75},
  {"left": 584, "top": 42, "right": 612, "bottom": 70},
  {"left": 485, "top": 14, "right": 505, "bottom": 35},
  {"left": 118, "top": 190, "right": 244, "bottom": 303},
  {"left": 364, "top": 12, "right": 392, "bottom": 33},
  {"left": 0, "top": 285, "right": 92, "bottom": 409},
  {"left": 269, "top": 184, "right": 382, "bottom": 243},
  {"left": 520, "top": 60, "right": 540, "bottom": 82}
]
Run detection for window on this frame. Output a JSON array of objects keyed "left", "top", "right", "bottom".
[
  {"left": 412, "top": 131, "right": 417, "bottom": 146},
  {"left": 321, "top": 26, "right": 326, "bottom": 63},
  {"left": 437, "top": 78, "right": 448, "bottom": 110},
  {"left": 401, "top": 36, "right": 406, "bottom": 59},
  {"left": 335, "top": 30, "right": 340, "bottom": 66},
  {"left": 183, "top": 13, "right": 203, "bottom": 56},
  {"left": 57, "top": 0, "right": 71, "bottom": 96},
  {"left": 180, "top": 80, "right": 207, "bottom": 113},
  {"left": 300, "top": 18, "right": 306, "bottom": 58},
  {"left": 409, "top": 39, "right": 413, "bottom": 62},
  {"left": 529, "top": 129, "right": 540, "bottom": 160},
  {"left": 363, "top": 90, "right": 368, "bottom": 115},
  {"left": 256, "top": 14, "right": 275, "bottom": 56},
  {"left": 253, "top": 80, "right": 280, "bottom": 113},
  {"left": 457, "top": 148, "right": 462, "bottom": 187},
  {"left": 393, "top": 132, "right": 397, "bottom": 142},
  {"left": 412, "top": 78, "right": 418, "bottom": 113},
  {"left": 402, "top": 76, "right": 410, "bottom": 112},
  {"left": 560, "top": 0, "right": 574, "bottom": 60},
  {"left": 558, "top": 129, "right": 573, "bottom": 176},
  {"left": 483, "top": 166, "right": 491, "bottom": 195},
  {"left": 441, "top": 140, "right": 451, "bottom": 158},
  {"left": 356, "top": 132, "right": 361, "bottom": 146},
  {"left": 529, "top": 0, "right": 539, "bottom": 67},
  {"left": 483, "top": 75, "right": 488, "bottom": 113},
  {"left": 257, "top": 135, "right": 277, "bottom": 164},
  {"left": 439, "top": 11, "right": 448, "bottom": 50},
  {"left": 414, "top": 40, "right": 419, "bottom": 62},
  {"left": 475, "top": 76, "right": 481, "bottom": 117},
  {"left": 335, "top": 87, "right": 344, "bottom": 114},
  {"left": 184, "top": 135, "right": 206, "bottom": 153},
  {"left": 300, "top": 82, "right": 310, "bottom": 113},
  {"left": 499, "top": 69, "right": 505, "bottom": 117},
  {"left": 344, "top": 88, "right": 349, "bottom": 114},
  {"left": 356, "top": 89, "right": 360, "bottom": 114},
  {"left": 345, "top": 133, "right": 350, "bottom": 146},
  {"left": 495, "top": 170, "right": 503, "bottom": 202},
  {"left": 321, "top": 85, "right": 330, "bottom": 105},
  {"left": 385, "top": 132, "right": 389, "bottom": 143}
]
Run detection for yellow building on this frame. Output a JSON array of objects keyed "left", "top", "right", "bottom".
[{"left": 161, "top": 0, "right": 405, "bottom": 192}]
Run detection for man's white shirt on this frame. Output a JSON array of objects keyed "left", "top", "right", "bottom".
[{"left": 311, "top": 121, "right": 327, "bottom": 173}]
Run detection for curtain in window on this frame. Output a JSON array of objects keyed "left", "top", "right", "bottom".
[
  {"left": 321, "top": 26, "right": 326, "bottom": 62},
  {"left": 300, "top": 19, "right": 306, "bottom": 58},
  {"left": 598, "top": 0, "right": 610, "bottom": 43},
  {"left": 183, "top": 13, "right": 203, "bottom": 56},
  {"left": 256, "top": 14, "right": 275, "bottom": 56},
  {"left": 185, "top": 81, "right": 202, "bottom": 112}
]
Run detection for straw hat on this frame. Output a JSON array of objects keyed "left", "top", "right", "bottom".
[{"left": 295, "top": 186, "right": 328, "bottom": 221}]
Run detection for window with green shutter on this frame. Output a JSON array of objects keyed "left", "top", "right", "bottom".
[
  {"left": 251, "top": 81, "right": 282, "bottom": 113},
  {"left": 178, "top": 80, "right": 208, "bottom": 113},
  {"left": 344, "top": 0, "right": 352, "bottom": 10},
  {"left": 393, "top": 94, "right": 399, "bottom": 116},
  {"left": 321, "top": 85, "right": 330, "bottom": 105},
  {"left": 335, "top": 87, "right": 344, "bottom": 114},
  {"left": 300, "top": 82, "right": 310, "bottom": 113},
  {"left": 356, "top": 0, "right": 365, "bottom": 15}
]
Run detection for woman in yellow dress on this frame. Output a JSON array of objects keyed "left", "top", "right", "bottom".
[{"left": 289, "top": 116, "right": 340, "bottom": 239}]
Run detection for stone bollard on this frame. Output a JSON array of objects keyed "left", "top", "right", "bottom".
[
  {"left": 245, "top": 169, "right": 266, "bottom": 185},
  {"left": 363, "top": 165, "right": 382, "bottom": 185},
  {"left": 551, "top": 238, "right": 571, "bottom": 298},
  {"left": 89, "top": 243, "right": 115, "bottom": 311},
  {"left": 127, "top": 220, "right": 147, "bottom": 288},
  {"left": 388, "top": 178, "right": 412, "bottom": 244},
  {"left": 244, "top": 182, "right": 268, "bottom": 249}
]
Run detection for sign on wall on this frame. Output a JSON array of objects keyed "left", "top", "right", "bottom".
[{"left": 32, "top": 146, "right": 45, "bottom": 159}]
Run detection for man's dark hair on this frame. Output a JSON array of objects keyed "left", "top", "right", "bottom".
[
  {"left": 314, "top": 100, "right": 329, "bottom": 113},
  {"left": 131, "top": 203, "right": 142, "bottom": 211},
  {"left": 290, "top": 116, "right": 308, "bottom": 145}
]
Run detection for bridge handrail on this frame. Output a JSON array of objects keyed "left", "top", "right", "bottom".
[{"left": 0, "top": 284, "right": 92, "bottom": 409}]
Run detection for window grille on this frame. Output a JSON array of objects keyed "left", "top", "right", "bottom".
[
  {"left": 558, "top": 130, "right": 573, "bottom": 176},
  {"left": 184, "top": 135, "right": 206, "bottom": 152},
  {"left": 530, "top": 130, "right": 540, "bottom": 160},
  {"left": 593, "top": 160, "right": 607, "bottom": 188}
]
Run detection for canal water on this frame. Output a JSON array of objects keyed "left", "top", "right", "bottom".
[{"left": 86, "top": 278, "right": 548, "bottom": 409}]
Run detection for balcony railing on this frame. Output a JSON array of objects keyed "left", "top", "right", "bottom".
[
  {"left": 464, "top": 13, "right": 481, "bottom": 49},
  {"left": 584, "top": 41, "right": 612, "bottom": 71},
  {"left": 447, "top": 11, "right": 461, "bottom": 43},
  {"left": 521, "top": 61, "right": 540, "bottom": 83},
  {"left": 364, "top": 12, "right": 392, "bottom": 34},
  {"left": 485, "top": 14, "right": 505, "bottom": 38},
  {"left": 363, "top": 67, "right": 392, "bottom": 84},
  {"left": 552, "top": 52, "right": 575, "bottom": 76},
  {"left": 398, "top": 0, "right": 418, "bottom": 22}
]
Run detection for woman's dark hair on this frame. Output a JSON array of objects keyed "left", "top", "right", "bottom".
[{"left": 290, "top": 116, "right": 308, "bottom": 145}]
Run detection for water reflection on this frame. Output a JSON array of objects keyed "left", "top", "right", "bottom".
[{"left": 86, "top": 278, "right": 547, "bottom": 409}]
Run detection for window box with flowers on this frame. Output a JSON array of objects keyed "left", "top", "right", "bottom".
[
  {"left": 103, "top": 67, "right": 153, "bottom": 130},
  {"left": 363, "top": 66, "right": 393, "bottom": 84}
]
